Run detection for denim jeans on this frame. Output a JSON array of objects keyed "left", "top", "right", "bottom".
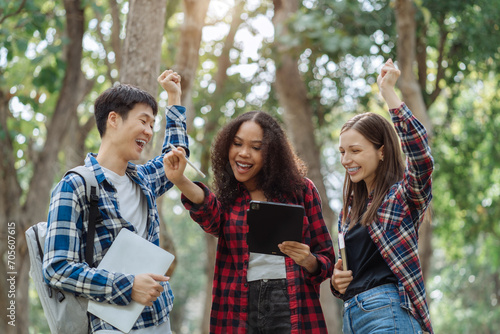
[
  {"left": 342, "top": 283, "right": 423, "bottom": 334},
  {"left": 248, "top": 279, "right": 291, "bottom": 334}
]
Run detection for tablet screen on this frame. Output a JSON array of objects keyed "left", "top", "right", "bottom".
[{"left": 247, "top": 201, "right": 305, "bottom": 256}]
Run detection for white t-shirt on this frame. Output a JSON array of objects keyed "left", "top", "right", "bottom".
[
  {"left": 101, "top": 167, "right": 148, "bottom": 238},
  {"left": 247, "top": 252, "right": 287, "bottom": 282},
  {"left": 99, "top": 168, "right": 169, "bottom": 333}
]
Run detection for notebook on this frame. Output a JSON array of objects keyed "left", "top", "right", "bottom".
[
  {"left": 87, "top": 228, "right": 175, "bottom": 333},
  {"left": 246, "top": 201, "right": 305, "bottom": 256}
]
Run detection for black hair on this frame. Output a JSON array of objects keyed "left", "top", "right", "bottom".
[{"left": 94, "top": 84, "right": 158, "bottom": 137}]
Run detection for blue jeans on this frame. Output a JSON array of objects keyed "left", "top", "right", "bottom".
[
  {"left": 342, "top": 283, "right": 423, "bottom": 334},
  {"left": 247, "top": 279, "right": 291, "bottom": 334}
]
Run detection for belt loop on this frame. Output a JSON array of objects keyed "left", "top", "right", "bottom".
[{"left": 354, "top": 294, "right": 361, "bottom": 308}]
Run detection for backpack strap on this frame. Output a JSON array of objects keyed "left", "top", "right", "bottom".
[
  {"left": 64, "top": 166, "right": 100, "bottom": 267},
  {"left": 32, "top": 224, "right": 44, "bottom": 262},
  {"left": 32, "top": 224, "right": 56, "bottom": 298}
]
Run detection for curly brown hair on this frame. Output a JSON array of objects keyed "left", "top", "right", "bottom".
[{"left": 211, "top": 111, "right": 308, "bottom": 207}]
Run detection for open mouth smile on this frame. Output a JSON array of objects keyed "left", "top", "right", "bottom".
[
  {"left": 136, "top": 139, "right": 147, "bottom": 149},
  {"left": 236, "top": 161, "right": 253, "bottom": 172},
  {"left": 347, "top": 167, "right": 360, "bottom": 174}
]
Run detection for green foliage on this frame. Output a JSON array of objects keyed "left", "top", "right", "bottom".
[
  {"left": 430, "top": 71, "right": 500, "bottom": 331},
  {"left": 28, "top": 279, "right": 50, "bottom": 333},
  {"left": 162, "top": 191, "right": 207, "bottom": 331},
  {"left": 432, "top": 74, "right": 500, "bottom": 266},
  {"left": 422, "top": 0, "right": 500, "bottom": 67},
  {"left": 260, "top": 0, "right": 397, "bottom": 141},
  {"left": 429, "top": 246, "right": 500, "bottom": 333},
  {"left": 1, "top": 0, "right": 67, "bottom": 178},
  {"left": 287, "top": 0, "right": 394, "bottom": 59},
  {"left": 188, "top": 10, "right": 273, "bottom": 145},
  {"left": 32, "top": 63, "right": 65, "bottom": 93},
  {"left": 418, "top": 0, "right": 500, "bottom": 110},
  {"left": 1, "top": 0, "right": 498, "bottom": 331}
]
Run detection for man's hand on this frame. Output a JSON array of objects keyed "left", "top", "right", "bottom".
[
  {"left": 131, "top": 273, "right": 169, "bottom": 307},
  {"left": 331, "top": 259, "right": 353, "bottom": 294},
  {"left": 158, "top": 70, "right": 181, "bottom": 106}
]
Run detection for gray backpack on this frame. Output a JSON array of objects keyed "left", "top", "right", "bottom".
[{"left": 25, "top": 166, "right": 99, "bottom": 334}]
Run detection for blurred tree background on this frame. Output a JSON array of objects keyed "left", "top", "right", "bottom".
[{"left": 1, "top": 0, "right": 499, "bottom": 333}]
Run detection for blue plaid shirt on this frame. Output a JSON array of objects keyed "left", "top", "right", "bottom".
[{"left": 43, "top": 106, "right": 188, "bottom": 332}]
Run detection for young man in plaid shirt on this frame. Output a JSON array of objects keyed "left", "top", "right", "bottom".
[{"left": 43, "top": 70, "right": 188, "bottom": 333}]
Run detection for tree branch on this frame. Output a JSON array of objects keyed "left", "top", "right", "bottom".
[
  {"left": 109, "top": 0, "right": 122, "bottom": 72},
  {"left": 22, "top": 0, "right": 86, "bottom": 227},
  {"left": 92, "top": 5, "right": 115, "bottom": 82},
  {"left": 0, "top": 0, "right": 27, "bottom": 25},
  {"left": 428, "top": 22, "right": 448, "bottom": 106}
]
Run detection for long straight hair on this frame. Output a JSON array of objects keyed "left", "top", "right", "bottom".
[{"left": 340, "top": 112, "right": 405, "bottom": 227}]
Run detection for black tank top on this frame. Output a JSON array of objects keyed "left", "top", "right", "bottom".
[{"left": 341, "top": 222, "right": 398, "bottom": 301}]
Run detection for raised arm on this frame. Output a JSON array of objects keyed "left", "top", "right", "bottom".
[
  {"left": 158, "top": 69, "right": 181, "bottom": 106},
  {"left": 158, "top": 70, "right": 189, "bottom": 155},
  {"left": 140, "top": 70, "right": 189, "bottom": 196},
  {"left": 164, "top": 146, "right": 205, "bottom": 204},
  {"left": 377, "top": 59, "right": 434, "bottom": 211},
  {"left": 377, "top": 58, "right": 403, "bottom": 109}
]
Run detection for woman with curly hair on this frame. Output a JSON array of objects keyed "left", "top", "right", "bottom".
[{"left": 164, "top": 111, "right": 335, "bottom": 333}]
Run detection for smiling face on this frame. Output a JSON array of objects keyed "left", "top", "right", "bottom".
[
  {"left": 228, "top": 121, "right": 264, "bottom": 191},
  {"left": 111, "top": 103, "right": 155, "bottom": 162},
  {"left": 339, "top": 128, "right": 384, "bottom": 193}
]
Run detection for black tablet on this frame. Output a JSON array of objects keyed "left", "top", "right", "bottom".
[{"left": 247, "top": 200, "right": 305, "bottom": 256}]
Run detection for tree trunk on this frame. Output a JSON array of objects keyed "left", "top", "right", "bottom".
[
  {"left": 394, "top": 0, "right": 434, "bottom": 285},
  {"left": 119, "top": 0, "right": 166, "bottom": 163},
  {"left": 119, "top": 0, "right": 183, "bottom": 275},
  {"left": 174, "top": 0, "right": 210, "bottom": 131},
  {"left": 110, "top": 0, "right": 123, "bottom": 72},
  {"left": 0, "top": 1, "right": 86, "bottom": 332},
  {"left": 272, "top": 0, "right": 341, "bottom": 332},
  {"left": 0, "top": 90, "right": 23, "bottom": 333},
  {"left": 120, "top": 0, "right": 166, "bottom": 96},
  {"left": 22, "top": 0, "right": 86, "bottom": 231},
  {"left": 63, "top": 80, "right": 96, "bottom": 169},
  {"left": 394, "top": 0, "right": 433, "bottom": 133},
  {"left": 119, "top": 0, "right": 167, "bottom": 165},
  {"left": 116, "top": 0, "right": 167, "bottom": 163},
  {"left": 169, "top": 0, "right": 211, "bottom": 329}
]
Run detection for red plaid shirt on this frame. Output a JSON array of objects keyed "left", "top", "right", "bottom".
[
  {"left": 333, "top": 103, "right": 434, "bottom": 333},
  {"left": 182, "top": 178, "right": 335, "bottom": 333}
]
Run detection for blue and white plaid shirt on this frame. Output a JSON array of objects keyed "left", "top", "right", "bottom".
[{"left": 43, "top": 105, "right": 188, "bottom": 332}]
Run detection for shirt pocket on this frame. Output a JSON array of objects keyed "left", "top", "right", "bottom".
[{"left": 377, "top": 199, "right": 410, "bottom": 231}]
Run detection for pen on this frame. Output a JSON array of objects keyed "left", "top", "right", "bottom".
[{"left": 168, "top": 143, "right": 206, "bottom": 178}]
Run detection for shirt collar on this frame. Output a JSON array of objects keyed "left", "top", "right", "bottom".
[{"left": 85, "top": 153, "right": 139, "bottom": 182}]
